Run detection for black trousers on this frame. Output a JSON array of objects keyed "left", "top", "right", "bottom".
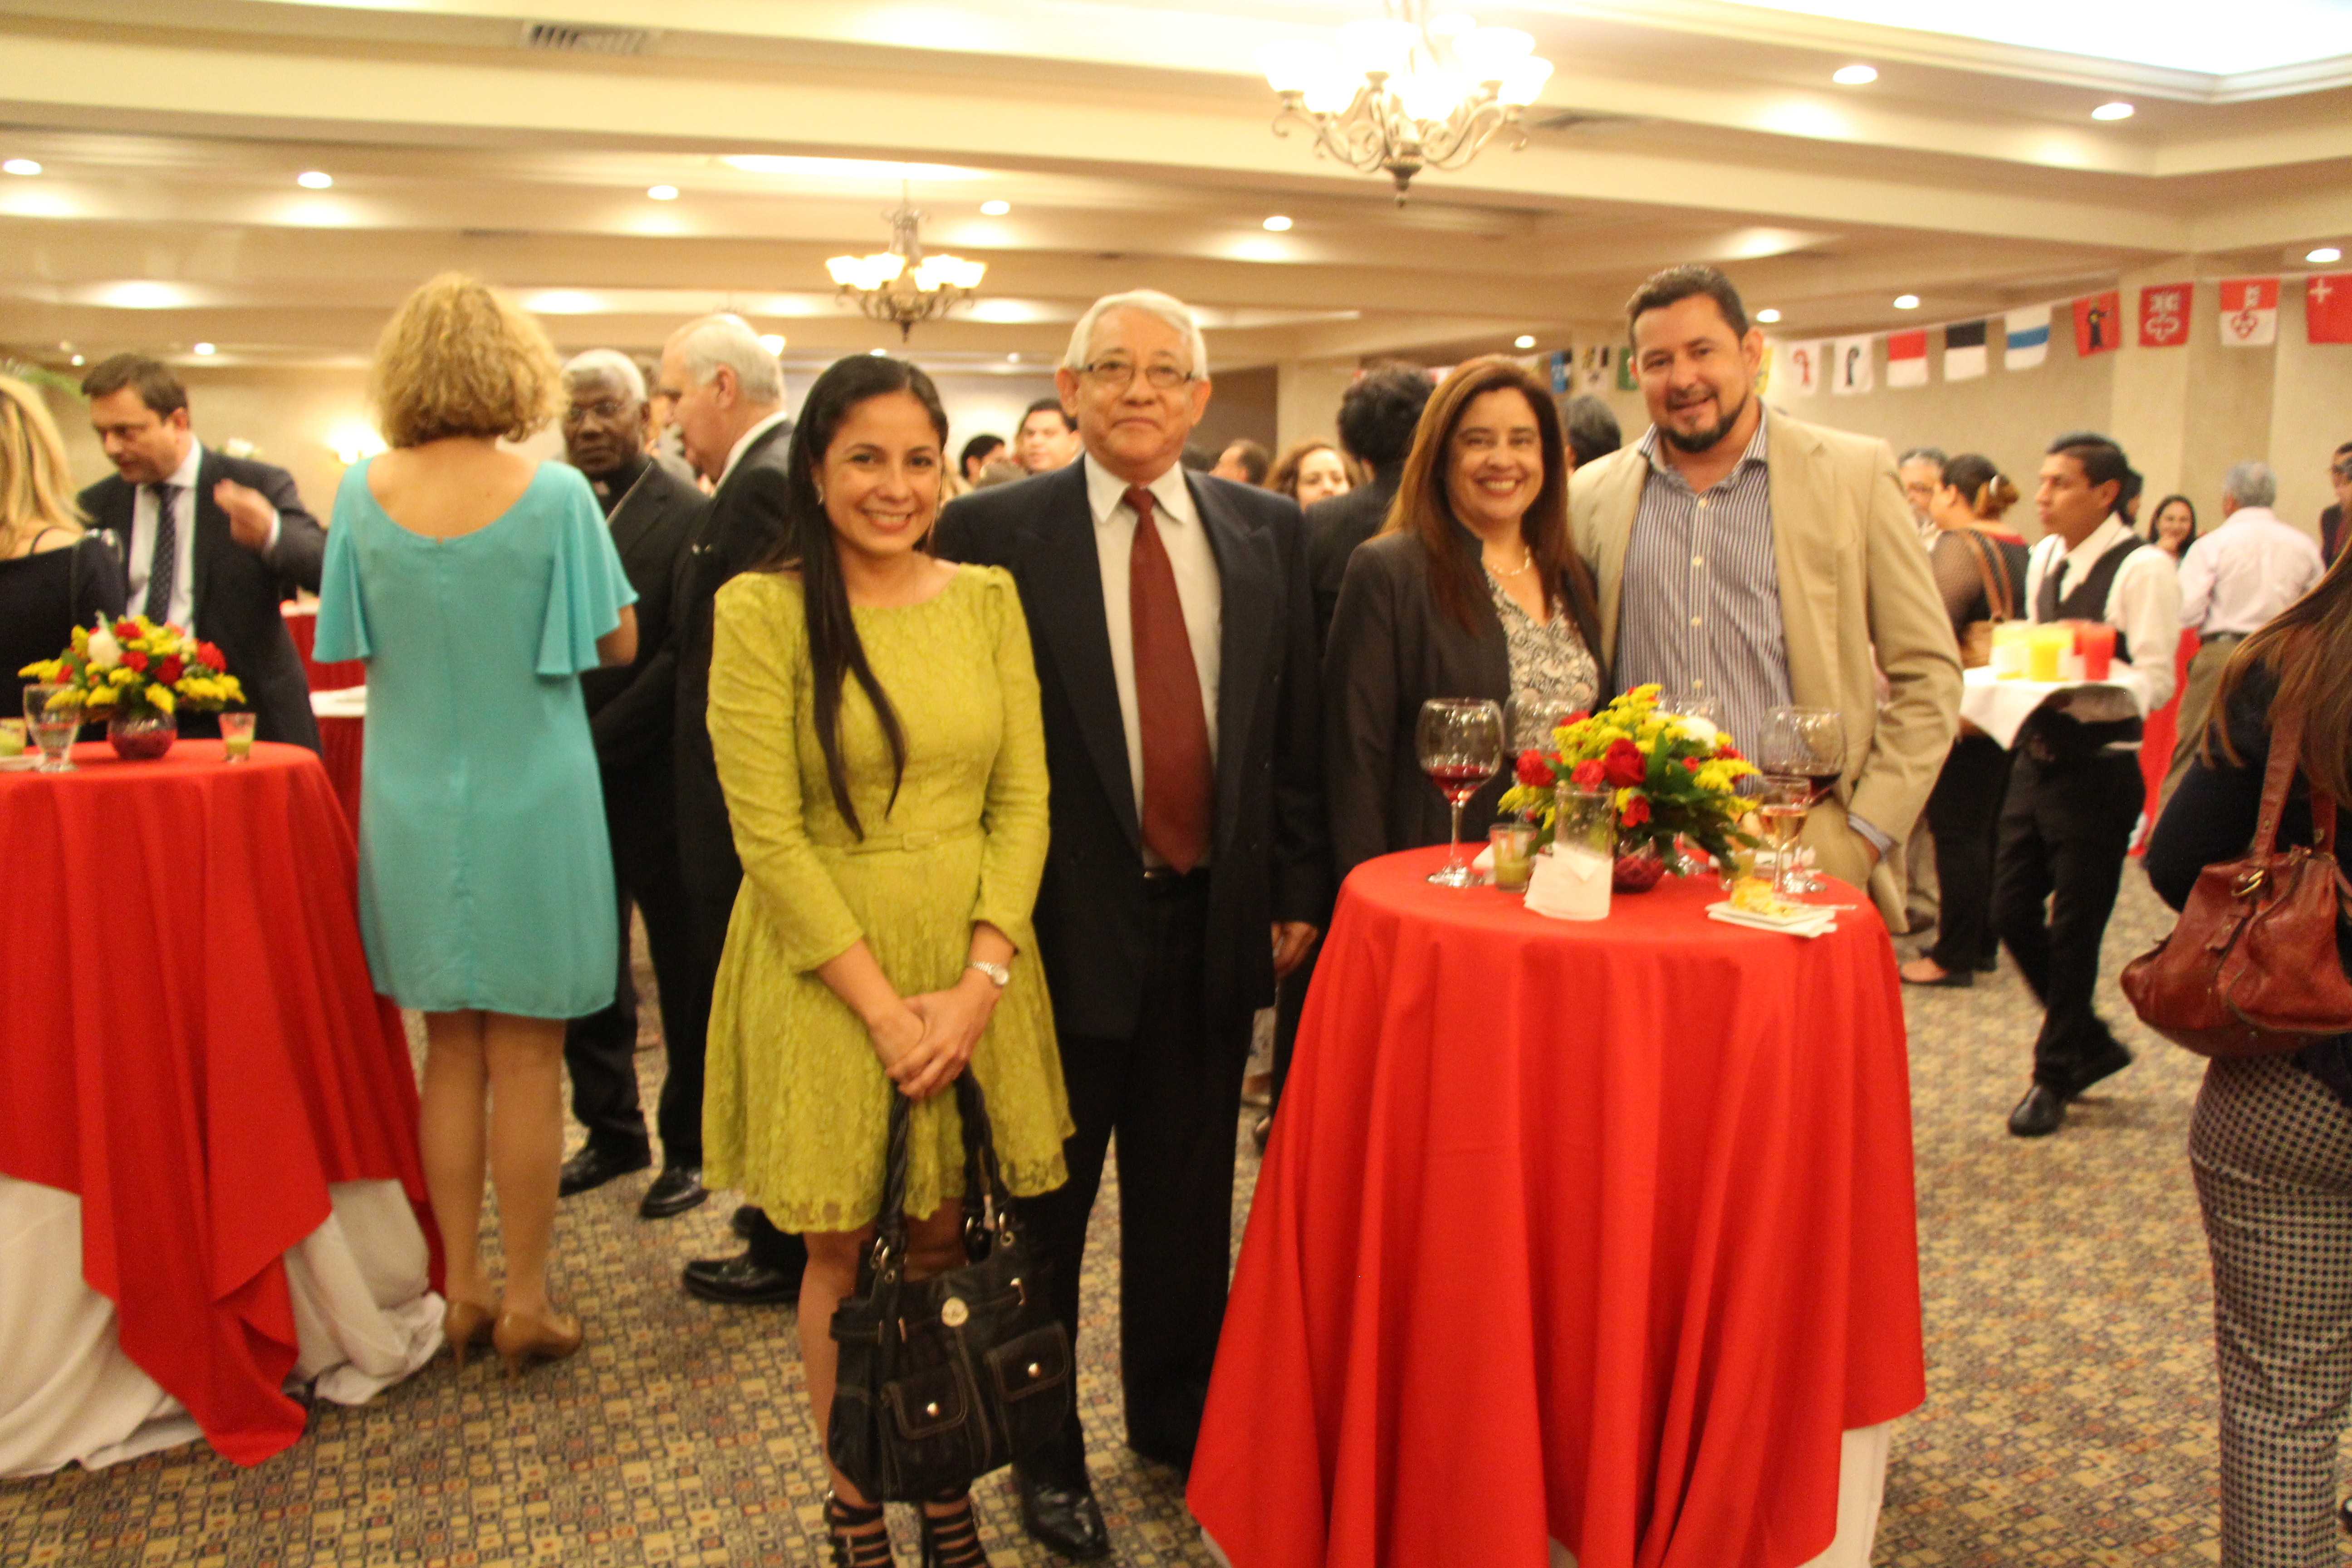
[
  {"left": 1924, "top": 733, "right": 2013, "bottom": 975},
  {"left": 1991, "top": 744, "right": 2143, "bottom": 1093},
  {"left": 564, "top": 788, "right": 702, "bottom": 1165},
  {"left": 1019, "top": 877, "right": 1253, "bottom": 1479}
]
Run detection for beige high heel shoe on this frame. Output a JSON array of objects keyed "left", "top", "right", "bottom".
[
  {"left": 442, "top": 1298, "right": 496, "bottom": 1372},
  {"left": 491, "top": 1307, "right": 584, "bottom": 1380}
]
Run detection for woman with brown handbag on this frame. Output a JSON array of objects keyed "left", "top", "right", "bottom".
[
  {"left": 1898, "top": 454, "right": 2027, "bottom": 988},
  {"left": 2146, "top": 546, "right": 2352, "bottom": 1567}
]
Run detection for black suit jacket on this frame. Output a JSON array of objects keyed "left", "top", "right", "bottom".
[
  {"left": 1303, "top": 465, "right": 1402, "bottom": 652},
  {"left": 934, "top": 463, "right": 1330, "bottom": 1039},
  {"left": 1323, "top": 528, "right": 1607, "bottom": 881},
  {"left": 673, "top": 420, "right": 794, "bottom": 906},
  {"left": 80, "top": 449, "right": 325, "bottom": 750},
  {"left": 580, "top": 459, "right": 706, "bottom": 778}
]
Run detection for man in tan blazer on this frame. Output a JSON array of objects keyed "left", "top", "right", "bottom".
[{"left": 1569, "top": 265, "right": 1960, "bottom": 929}]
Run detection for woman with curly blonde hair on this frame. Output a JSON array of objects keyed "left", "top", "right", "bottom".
[
  {"left": 0, "top": 373, "right": 125, "bottom": 720},
  {"left": 314, "top": 274, "right": 639, "bottom": 1378}
]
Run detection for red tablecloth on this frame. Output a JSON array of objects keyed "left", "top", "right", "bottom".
[
  {"left": 318, "top": 714, "right": 364, "bottom": 831},
  {"left": 0, "top": 740, "right": 434, "bottom": 1465},
  {"left": 1189, "top": 847, "right": 1925, "bottom": 1568},
  {"left": 282, "top": 603, "right": 363, "bottom": 692}
]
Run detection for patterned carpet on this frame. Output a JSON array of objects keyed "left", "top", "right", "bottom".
[{"left": 0, "top": 871, "right": 2271, "bottom": 1567}]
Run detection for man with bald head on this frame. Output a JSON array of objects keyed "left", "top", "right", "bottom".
[
  {"left": 651, "top": 315, "right": 809, "bottom": 1303},
  {"left": 936, "top": 290, "right": 1328, "bottom": 1557},
  {"left": 554, "top": 350, "right": 713, "bottom": 1221}
]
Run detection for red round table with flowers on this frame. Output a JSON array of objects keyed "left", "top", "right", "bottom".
[
  {"left": 0, "top": 740, "right": 435, "bottom": 1467},
  {"left": 1188, "top": 846, "right": 1925, "bottom": 1568}
]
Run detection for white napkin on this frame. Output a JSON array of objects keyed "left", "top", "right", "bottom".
[
  {"left": 1524, "top": 846, "right": 1611, "bottom": 921},
  {"left": 309, "top": 686, "right": 369, "bottom": 719},
  {"left": 1704, "top": 902, "right": 1838, "bottom": 939},
  {"left": 1470, "top": 842, "right": 1496, "bottom": 874}
]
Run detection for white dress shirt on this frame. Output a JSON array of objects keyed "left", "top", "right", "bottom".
[
  {"left": 2021, "top": 514, "right": 2183, "bottom": 723},
  {"left": 126, "top": 442, "right": 283, "bottom": 628},
  {"left": 1082, "top": 453, "right": 1222, "bottom": 835},
  {"left": 2176, "top": 505, "right": 2325, "bottom": 638},
  {"left": 717, "top": 409, "right": 791, "bottom": 490}
]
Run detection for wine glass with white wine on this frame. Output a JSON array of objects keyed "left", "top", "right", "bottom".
[{"left": 1757, "top": 706, "right": 1845, "bottom": 892}]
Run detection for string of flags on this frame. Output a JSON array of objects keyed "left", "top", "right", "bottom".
[{"left": 1769, "top": 271, "right": 2352, "bottom": 396}]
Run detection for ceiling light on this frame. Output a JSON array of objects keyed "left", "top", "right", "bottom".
[
  {"left": 1263, "top": 215, "right": 1294, "bottom": 232},
  {"left": 2091, "top": 101, "right": 2135, "bottom": 120},
  {"left": 297, "top": 170, "right": 333, "bottom": 189},
  {"left": 3, "top": 158, "right": 40, "bottom": 176},
  {"left": 869, "top": 348, "right": 888, "bottom": 357},
  {"left": 1006, "top": 352, "right": 1021, "bottom": 363},
  {"left": 826, "top": 184, "right": 987, "bottom": 341},
  {"left": 1756, "top": 307, "right": 1783, "bottom": 323},
  {"left": 69, "top": 353, "right": 83, "bottom": 366},
  {"left": 756, "top": 333, "right": 785, "bottom": 355},
  {"left": 1513, "top": 333, "right": 1535, "bottom": 348},
  {"left": 980, "top": 199, "right": 1010, "bottom": 216},
  {"left": 646, "top": 184, "right": 678, "bottom": 200},
  {"left": 1893, "top": 294, "right": 1920, "bottom": 309},
  {"left": 192, "top": 343, "right": 216, "bottom": 356},
  {"left": 1832, "top": 64, "right": 1877, "bottom": 85},
  {"left": 2309, "top": 246, "right": 2344, "bottom": 264}
]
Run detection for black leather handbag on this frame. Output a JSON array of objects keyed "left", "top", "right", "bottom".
[{"left": 827, "top": 1075, "right": 1073, "bottom": 1502}]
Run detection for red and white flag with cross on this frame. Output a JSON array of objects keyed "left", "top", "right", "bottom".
[
  {"left": 2219, "top": 278, "right": 2278, "bottom": 347},
  {"left": 2136, "top": 282, "right": 2190, "bottom": 347},
  {"left": 2309, "top": 274, "right": 2352, "bottom": 344}
]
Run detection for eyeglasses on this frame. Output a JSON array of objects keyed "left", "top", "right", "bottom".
[
  {"left": 562, "top": 399, "right": 636, "bottom": 424},
  {"left": 1078, "top": 359, "right": 1196, "bottom": 392}
]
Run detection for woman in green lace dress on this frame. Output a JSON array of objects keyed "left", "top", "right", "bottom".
[{"left": 701, "top": 354, "right": 1068, "bottom": 1568}]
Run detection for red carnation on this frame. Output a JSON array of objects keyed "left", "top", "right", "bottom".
[
  {"left": 1514, "top": 750, "right": 1553, "bottom": 788},
  {"left": 1717, "top": 745, "right": 1741, "bottom": 762},
  {"left": 1621, "top": 794, "right": 1652, "bottom": 828},
  {"left": 114, "top": 620, "right": 140, "bottom": 642},
  {"left": 1602, "top": 738, "right": 1647, "bottom": 788},
  {"left": 197, "top": 642, "right": 226, "bottom": 672},
  {"left": 1569, "top": 759, "right": 1605, "bottom": 788},
  {"left": 156, "top": 656, "right": 185, "bottom": 685},
  {"left": 1684, "top": 757, "right": 1701, "bottom": 772},
  {"left": 121, "top": 650, "right": 148, "bottom": 674},
  {"left": 1563, "top": 710, "right": 1589, "bottom": 726}
]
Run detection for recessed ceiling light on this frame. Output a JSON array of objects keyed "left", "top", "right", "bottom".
[
  {"left": 1263, "top": 215, "right": 1294, "bottom": 232},
  {"left": 980, "top": 199, "right": 1010, "bottom": 216},
  {"left": 69, "top": 353, "right": 83, "bottom": 366},
  {"left": 2, "top": 158, "right": 40, "bottom": 176},
  {"left": 192, "top": 343, "right": 216, "bottom": 356},
  {"left": 756, "top": 334, "right": 785, "bottom": 355},
  {"left": 297, "top": 170, "right": 333, "bottom": 189},
  {"left": 1893, "top": 294, "right": 1921, "bottom": 309},
  {"left": 646, "top": 184, "right": 678, "bottom": 200},
  {"left": 1756, "top": 307, "right": 1783, "bottom": 323},
  {"left": 1006, "top": 352, "right": 1021, "bottom": 363},
  {"left": 1514, "top": 334, "right": 1536, "bottom": 349},
  {"left": 2092, "top": 101, "right": 2135, "bottom": 120},
  {"left": 2309, "top": 246, "right": 2344, "bottom": 264},
  {"left": 869, "top": 347, "right": 887, "bottom": 357},
  {"left": 1832, "top": 64, "right": 1877, "bottom": 85}
]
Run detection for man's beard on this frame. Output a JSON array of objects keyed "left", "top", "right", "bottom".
[{"left": 1660, "top": 387, "right": 1747, "bottom": 455}]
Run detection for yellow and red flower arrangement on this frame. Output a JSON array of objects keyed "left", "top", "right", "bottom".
[
  {"left": 1497, "top": 683, "right": 1758, "bottom": 863},
  {"left": 19, "top": 615, "right": 245, "bottom": 718}
]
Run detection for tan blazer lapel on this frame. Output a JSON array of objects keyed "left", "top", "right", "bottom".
[{"left": 1579, "top": 448, "right": 1647, "bottom": 668}]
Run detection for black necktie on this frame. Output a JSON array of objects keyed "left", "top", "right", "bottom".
[{"left": 146, "top": 482, "right": 180, "bottom": 623}]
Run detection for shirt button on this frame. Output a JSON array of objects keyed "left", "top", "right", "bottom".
[
  {"left": 1695, "top": 498, "right": 1708, "bottom": 510},
  {"left": 1690, "top": 616, "right": 1703, "bottom": 627},
  {"left": 1692, "top": 556, "right": 1705, "bottom": 568}
]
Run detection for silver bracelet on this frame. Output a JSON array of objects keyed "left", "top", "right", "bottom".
[{"left": 965, "top": 959, "right": 1011, "bottom": 989}]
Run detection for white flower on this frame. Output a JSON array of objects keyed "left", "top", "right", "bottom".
[
  {"left": 1674, "top": 714, "right": 1718, "bottom": 749},
  {"left": 86, "top": 625, "right": 122, "bottom": 670}
]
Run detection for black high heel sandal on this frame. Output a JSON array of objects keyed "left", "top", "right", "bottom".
[
  {"left": 824, "top": 1492, "right": 896, "bottom": 1568},
  {"left": 917, "top": 1490, "right": 991, "bottom": 1568}
]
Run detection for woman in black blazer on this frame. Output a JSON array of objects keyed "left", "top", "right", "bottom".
[{"left": 1324, "top": 356, "right": 1605, "bottom": 881}]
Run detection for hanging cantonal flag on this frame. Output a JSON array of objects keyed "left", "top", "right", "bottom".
[
  {"left": 2308, "top": 274, "right": 2352, "bottom": 344},
  {"left": 1886, "top": 330, "right": 1929, "bottom": 387},
  {"left": 1830, "top": 335, "right": 1873, "bottom": 395},
  {"left": 2219, "top": 278, "right": 2278, "bottom": 347},
  {"left": 1548, "top": 351, "right": 1569, "bottom": 395},
  {"left": 2073, "top": 291, "right": 2122, "bottom": 356},
  {"left": 1944, "top": 320, "right": 1988, "bottom": 380},
  {"left": 1776, "top": 339, "right": 1823, "bottom": 395},
  {"left": 2004, "top": 307, "right": 2049, "bottom": 369},
  {"left": 2138, "top": 283, "right": 2190, "bottom": 347}
]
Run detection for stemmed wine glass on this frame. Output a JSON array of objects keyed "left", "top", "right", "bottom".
[
  {"left": 1417, "top": 697, "right": 1504, "bottom": 888},
  {"left": 1506, "top": 694, "right": 1580, "bottom": 759},
  {"left": 1757, "top": 706, "right": 1845, "bottom": 892}
]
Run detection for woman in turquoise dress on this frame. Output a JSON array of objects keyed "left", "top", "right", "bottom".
[
  {"left": 314, "top": 274, "right": 637, "bottom": 1379},
  {"left": 701, "top": 354, "right": 1068, "bottom": 1568}
]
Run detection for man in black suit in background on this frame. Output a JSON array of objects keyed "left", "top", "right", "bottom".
[
  {"left": 652, "top": 314, "right": 809, "bottom": 1304},
  {"left": 936, "top": 289, "right": 1329, "bottom": 1560},
  {"left": 78, "top": 354, "right": 324, "bottom": 750},
  {"left": 553, "top": 350, "right": 713, "bottom": 1221},
  {"left": 1304, "top": 364, "right": 1433, "bottom": 647}
]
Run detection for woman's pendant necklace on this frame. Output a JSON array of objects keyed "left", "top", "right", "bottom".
[{"left": 1488, "top": 548, "right": 1536, "bottom": 579}]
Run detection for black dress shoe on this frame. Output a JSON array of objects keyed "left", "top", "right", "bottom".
[
  {"left": 558, "top": 1143, "right": 650, "bottom": 1197},
  {"left": 1014, "top": 1468, "right": 1111, "bottom": 1560},
  {"left": 638, "top": 1164, "right": 708, "bottom": 1220},
  {"left": 730, "top": 1203, "right": 757, "bottom": 1240},
  {"left": 2007, "top": 1083, "right": 2067, "bottom": 1137},
  {"left": 681, "top": 1250, "right": 803, "bottom": 1305},
  {"left": 1975, "top": 951, "right": 2000, "bottom": 973}
]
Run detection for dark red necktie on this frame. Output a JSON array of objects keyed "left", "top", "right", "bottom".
[{"left": 1126, "top": 485, "right": 1212, "bottom": 872}]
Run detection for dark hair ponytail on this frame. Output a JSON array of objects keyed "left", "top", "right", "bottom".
[{"left": 764, "top": 353, "right": 950, "bottom": 839}]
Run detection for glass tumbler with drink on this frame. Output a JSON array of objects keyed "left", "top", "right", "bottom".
[
  {"left": 1758, "top": 705, "right": 1844, "bottom": 892},
  {"left": 220, "top": 711, "right": 258, "bottom": 762},
  {"left": 23, "top": 683, "right": 82, "bottom": 774},
  {"left": 1416, "top": 696, "right": 1504, "bottom": 887}
]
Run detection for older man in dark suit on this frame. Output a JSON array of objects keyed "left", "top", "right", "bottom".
[
  {"left": 78, "top": 354, "right": 324, "bottom": 750},
  {"left": 936, "top": 288, "right": 1329, "bottom": 1559},
  {"left": 553, "top": 350, "right": 714, "bottom": 1221},
  {"left": 652, "top": 314, "right": 810, "bottom": 1304}
]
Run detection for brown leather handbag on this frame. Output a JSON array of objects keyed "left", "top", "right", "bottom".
[
  {"left": 1954, "top": 529, "right": 2014, "bottom": 671},
  {"left": 2122, "top": 704, "right": 2352, "bottom": 1058}
]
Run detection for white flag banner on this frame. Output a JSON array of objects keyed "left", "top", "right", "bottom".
[
  {"left": 2218, "top": 278, "right": 2278, "bottom": 347},
  {"left": 1944, "top": 320, "right": 1989, "bottom": 381},
  {"left": 1831, "top": 336, "right": 1873, "bottom": 396},
  {"left": 1775, "top": 339, "right": 1824, "bottom": 397},
  {"left": 2004, "top": 308, "right": 2049, "bottom": 370}
]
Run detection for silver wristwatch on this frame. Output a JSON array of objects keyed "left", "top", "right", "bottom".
[{"left": 966, "top": 959, "right": 1011, "bottom": 989}]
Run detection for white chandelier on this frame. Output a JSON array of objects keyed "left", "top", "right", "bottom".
[
  {"left": 825, "top": 185, "right": 987, "bottom": 341},
  {"left": 1256, "top": 3, "right": 1554, "bottom": 201}
]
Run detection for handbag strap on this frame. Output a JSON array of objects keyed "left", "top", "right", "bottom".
[
  {"left": 868, "top": 1072, "right": 1014, "bottom": 1281},
  {"left": 1960, "top": 529, "right": 2012, "bottom": 623},
  {"left": 2252, "top": 702, "right": 2318, "bottom": 857}
]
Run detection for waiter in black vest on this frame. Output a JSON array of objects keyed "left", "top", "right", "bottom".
[{"left": 1994, "top": 432, "right": 2181, "bottom": 1138}]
